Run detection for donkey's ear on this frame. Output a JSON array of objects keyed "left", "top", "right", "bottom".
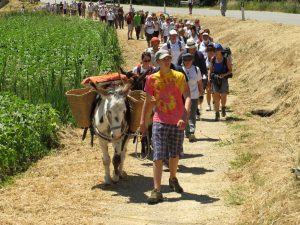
[{"left": 90, "top": 81, "right": 109, "bottom": 97}]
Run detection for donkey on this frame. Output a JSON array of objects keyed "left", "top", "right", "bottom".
[{"left": 90, "top": 80, "right": 132, "bottom": 185}]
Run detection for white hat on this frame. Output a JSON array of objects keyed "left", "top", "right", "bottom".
[
  {"left": 154, "top": 50, "right": 171, "bottom": 62},
  {"left": 185, "top": 39, "right": 197, "bottom": 49},
  {"left": 202, "top": 32, "right": 209, "bottom": 36},
  {"left": 186, "top": 21, "right": 191, "bottom": 25},
  {"left": 169, "top": 29, "right": 177, "bottom": 36}
]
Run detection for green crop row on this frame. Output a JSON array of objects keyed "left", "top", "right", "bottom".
[
  {"left": 0, "top": 93, "right": 59, "bottom": 182},
  {"left": 0, "top": 12, "right": 123, "bottom": 122}
]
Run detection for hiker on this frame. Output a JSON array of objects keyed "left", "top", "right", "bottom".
[
  {"left": 99, "top": 6, "right": 107, "bottom": 22},
  {"left": 194, "top": 19, "right": 202, "bottom": 33},
  {"left": 177, "top": 39, "right": 207, "bottom": 119},
  {"left": 106, "top": 9, "right": 115, "bottom": 27},
  {"left": 162, "top": 17, "right": 172, "bottom": 43},
  {"left": 179, "top": 53, "right": 204, "bottom": 142},
  {"left": 161, "top": 30, "right": 185, "bottom": 65},
  {"left": 132, "top": 52, "right": 155, "bottom": 90},
  {"left": 188, "top": 0, "right": 193, "bottom": 15},
  {"left": 204, "top": 43, "right": 215, "bottom": 111},
  {"left": 188, "top": 25, "right": 199, "bottom": 43},
  {"left": 153, "top": 15, "right": 160, "bottom": 38},
  {"left": 145, "top": 37, "right": 161, "bottom": 67},
  {"left": 220, "top": 0, "right": 227, "bottom": 16},
  {"left": 117, "top": 7, "right": 124, "bottom": 29},
  {"left": 77, "top": 1, "right": 82, "bottom": 17},
  {"left": 198, "top": 32, "right": 212, "bottom": 59},
  {"left": 140, "top": 11, "right": 146, "bottom": 39},
  {"left": 88, "top": 1, "right": 93, "bottom": 18},
  {"left": 208, "top": 43, "right": 233, "bottom": 121},
  {"left": 134, "top": 11, "right": 142, "bottom": 40},
  {"left": 145, "top": 15, "right": 155, "bottom": 48},
  {"left": 126, "top": 12, "right": 134, "bottom": 40},
  {"left": 140, "top": 49, "right": 191, "bottom": 204}
]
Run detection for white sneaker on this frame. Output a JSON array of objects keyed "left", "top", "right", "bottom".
[{"left": 206, "top": 105, "right": 212, "bottom": 111}]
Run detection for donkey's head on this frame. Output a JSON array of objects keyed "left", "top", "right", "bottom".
[{"left": 91, "top": 80, "right": 132, "bottom": 140}]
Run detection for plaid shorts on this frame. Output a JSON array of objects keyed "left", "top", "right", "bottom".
[{"left": 152, "top": 122, "right": 184, "bottom": 161}]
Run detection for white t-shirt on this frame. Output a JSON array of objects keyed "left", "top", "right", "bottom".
[
  {"left": 106, "top": 12, "right": 114, "bottom": 21},
  {"left": 133, "top": 65, "right": 150, "bottom": 75},
  {"left": 182, "top": 65, "right": 202, "bottom": 99},
  {"left": 145, "top": 21, "right": 155, "bottom": 34},
  {"left": 161, "top": 40, "right": 185, "bottom": 65},
  {"left": 88, "top": 4, "right": 94, "bottom": 12},
  {"left": 99, "top": 8, "right": 106, "bottom": 16},
  {"left": 198, "top": 41, "right": 212, "bottom": 59},
  {"left": 162, "top": 22, "right": 171, "bottom": 37}
]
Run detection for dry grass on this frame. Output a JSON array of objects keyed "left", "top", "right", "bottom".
[{"left": 174, "top": 14, "right": 300, "bottom": 224}]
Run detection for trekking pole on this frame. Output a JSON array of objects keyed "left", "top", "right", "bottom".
[{"left": 241, "top": 0, "right": 245, "bottom": 21}]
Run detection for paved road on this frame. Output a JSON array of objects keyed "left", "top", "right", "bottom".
[
  {"left": 40, "top": 1, "right": 300, "bottom": 26},
  {"left": 121, "top": 4, "right": 300, "bottom": 26}
]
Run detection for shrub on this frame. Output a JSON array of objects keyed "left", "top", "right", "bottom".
[{"left": 0, "top": 93, "right": 59, "bottom": 182}]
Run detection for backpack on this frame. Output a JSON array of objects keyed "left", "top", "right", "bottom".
[
  {"left": 211, "top": 55, "right": 232, "bottom": 78},
  {"left": 126, "top": 15, "right": 132, "bottom": 24},
  {"left": 167, "top": 40, "right": 183, "bottom": 52}
]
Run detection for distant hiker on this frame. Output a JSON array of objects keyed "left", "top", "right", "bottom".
[
  {"left": 220, "top": 0, "right": 227, "bottom": 16},
  {"left": 140, "top": 49, "right": 191, "bottom": 204},
  {"left": 146, "top": 37, "right": 161, "bottom": 67},
  {"left": 188, "top": 0, "right": 193, "bottom": 15},
  {"left": 145, "top": 15, "right": 155, "bottom": 48},
  {"left": 208, "top": 43, "right": 233, "bottom": 121},
  {"left": 134, "top": 11, "right": 142, "bottom": 40},
  {"left": 126, "top": 12, "right": 134, "bottom": 40},
  {"left": 204, "top": 43, "right": 215, "bottom": 111}
]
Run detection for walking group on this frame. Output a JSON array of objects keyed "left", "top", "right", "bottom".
[{"left": 124, "top": 9, "right": 233, "bottom": 204}]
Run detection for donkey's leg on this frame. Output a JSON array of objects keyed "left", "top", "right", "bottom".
[
  {"left": 99, "top": 139, "right": 112, "bottom": 184},
  {"left": 111, "top": 141, "right": 122, "bottom": 183},
  {"left": 119, "top": 135, "right": 129, "bottom": 179}
]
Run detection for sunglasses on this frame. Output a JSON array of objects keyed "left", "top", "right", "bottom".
[
  {"left": 143, "top": 59, "right": 151, "bottom": 62},
  {"left": 183, "top": 58, "right": 193, "bottom": 62}
]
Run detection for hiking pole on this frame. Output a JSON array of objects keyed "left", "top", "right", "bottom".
[{"left": 241, "top": 0, "right": 245, "bottom": 21}]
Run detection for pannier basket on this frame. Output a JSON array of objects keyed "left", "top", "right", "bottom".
[
  {"left": 127, "top": 90, "right": 156, "bottom": 133},
  {"left": 65, "top": 88, "right": 97, "bottom": 128}
]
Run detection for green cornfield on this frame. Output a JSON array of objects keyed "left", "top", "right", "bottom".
[{"left": 0, "top": 12, "right": 123, "bottom": 122}]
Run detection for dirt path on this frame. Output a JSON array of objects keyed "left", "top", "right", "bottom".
[{"left": 0, "top": 29, "right": 239, "bottom": 225}]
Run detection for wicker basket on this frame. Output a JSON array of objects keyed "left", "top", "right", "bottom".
[
  {"left": 127, "top": 90, "right": 156, "bottom": 133},
  {"left": 65, "top": 88, "right": 97, "bottom": 128}
]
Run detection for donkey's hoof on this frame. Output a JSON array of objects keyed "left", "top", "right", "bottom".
[
  {"left": 112, "top": 173, "right": 120, "bottom": 183},
  {"left": 119, "top": 171, "right": 128, "bottom": 179},
  {"left": 104, "top": 176, "right": 112, "bottom": 185}
]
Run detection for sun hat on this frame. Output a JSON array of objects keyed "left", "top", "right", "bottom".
[
  {"left": 185, "top": 39, "right": 197, "bottom": 49},
  {"left": 169, "top": 29, "right": 178, "bottom": 36},
  {"left": 214, "top": 43, "right": 223, "bottom": 51},
  {"left": 186, "top": 20, "right": 191, "bottom": 25},
  {"left": 154, "top": 50, "right": 171, "bottom": 62},
  {"left": 182, "top": 53, "right": 194, "bottom": 61},
  {"left": 150, "top": 37, "right": 160, "bottom": 43}
]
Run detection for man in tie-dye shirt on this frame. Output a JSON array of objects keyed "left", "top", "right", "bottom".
[{"left": 140, "top": 49, "right": 191, "bottom": 204}]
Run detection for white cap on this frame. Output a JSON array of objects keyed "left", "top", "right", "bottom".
[
  {"left": 186, "top": 21, "right": 191, "bottom": 25},
  {"left": 202, "top": 32, "right": 209, "bottom": 36},
  {"left": 169, "top": 29, "right": 177, "bottom": 36}
]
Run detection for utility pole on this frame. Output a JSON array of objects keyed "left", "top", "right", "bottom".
[
  {"left": 241, "top": 0, "right": 245, "bottom": 21},
  {"left": 163, "top": 0, "right": 166, "bottom": 13}
]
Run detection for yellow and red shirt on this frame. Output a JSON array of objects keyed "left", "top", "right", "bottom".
[{"left": 145, "top": 69, "right": 187, "bottom": 125}]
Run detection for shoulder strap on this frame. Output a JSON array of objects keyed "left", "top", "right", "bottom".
[
  {"left": 167, "top": 41, "right": 171, "bottom": 50},
  {"left": 195, "top": 66, "right": 198, "bottom": 74},
  {"left": 137, "top": 64, "right": 141, "bottom": 75},
  {"left": 178, "top": 41, "right": 182, "bottom": 51}
]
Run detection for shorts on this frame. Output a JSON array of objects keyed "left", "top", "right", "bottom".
[
  {"left": 101, "top": 16, "right": 106, "bottom": 21},
  {"left": 128, "top": 24, "right": 133, "bottom": 31},
  {"left": 203, "top": 78, "right": 208, "bottom": 90},
  {"left": 152, "top": 122, "right": 184, "bottom": 161},
  {"left": 146, "top": 32, "right": 154, "bottom": 42}
]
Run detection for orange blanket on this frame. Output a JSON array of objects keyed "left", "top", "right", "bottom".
[{"left": 81, "top": 73, "right": 128, "bottom": 86}]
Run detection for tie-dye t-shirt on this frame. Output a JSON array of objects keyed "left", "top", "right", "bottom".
[{"left": 144, "top": 69, "right": 187, "bottom": 125}]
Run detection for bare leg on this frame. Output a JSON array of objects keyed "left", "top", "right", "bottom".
[
  {"left": 169, "top": 156, "right": 179, "bottom": 179},
  {"left": 214, "top": 93, "right": 221, "bottom": 112},
  {"left": 221, "top": 93, "right": 227, "bottom": 107},
  {"left": 153, "top": 160, "right": 163, "bottom": 191},
  {"left": 206, "top": 85, "right": 212, "bottom": 106}
]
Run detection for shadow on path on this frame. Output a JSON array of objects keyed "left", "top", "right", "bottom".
[
  {"left": 91, "top": 173, "right": 219, "bottom": 204},
  {"left": 177, "top": 165, "right": 214, "bottom": 175}
]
